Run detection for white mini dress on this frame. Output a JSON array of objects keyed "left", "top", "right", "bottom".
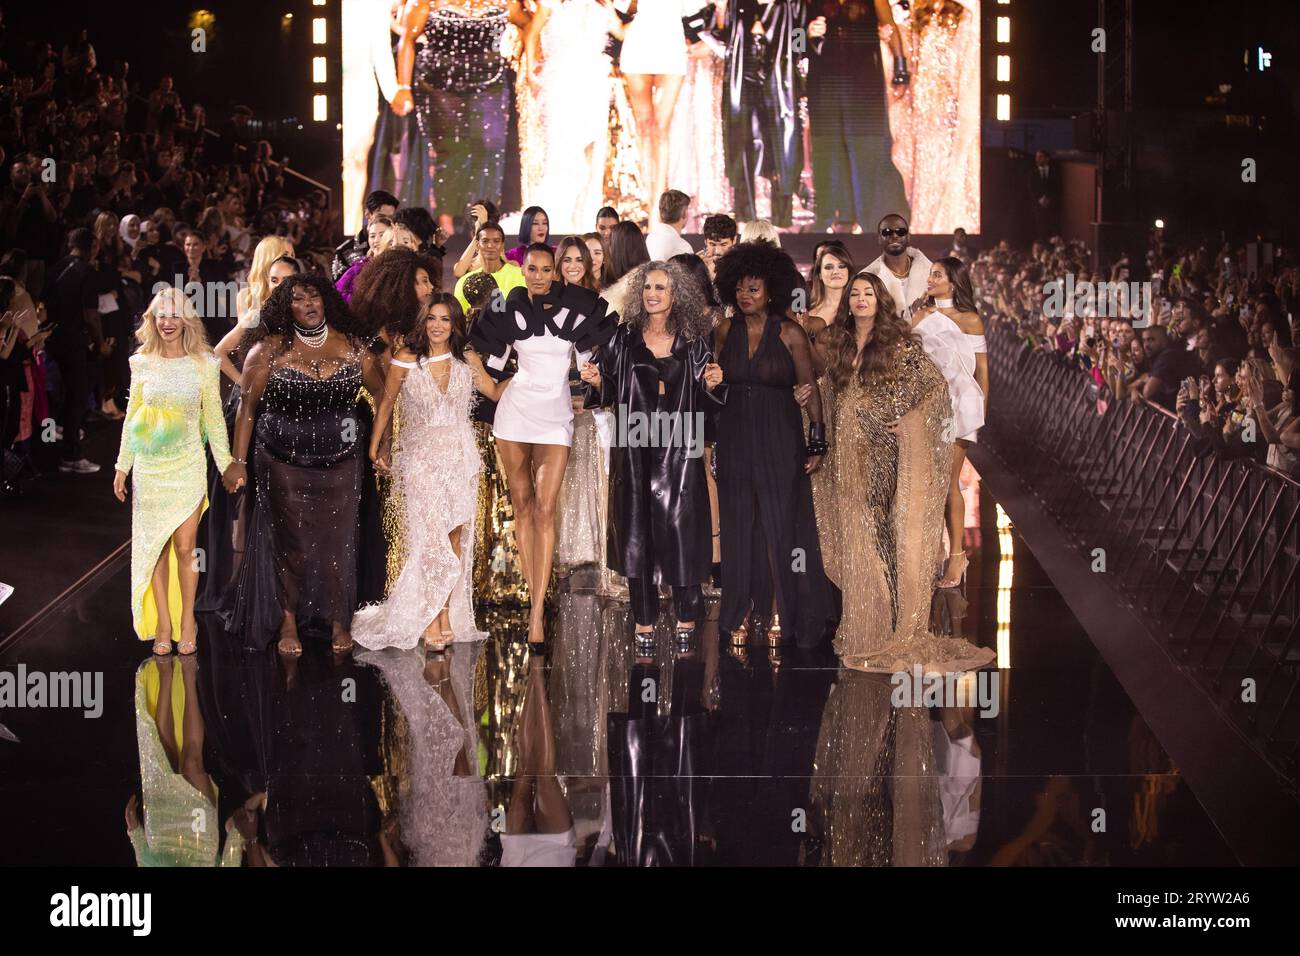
[{"left": 492, "top": 326, "right": 579, "bottom": 447}]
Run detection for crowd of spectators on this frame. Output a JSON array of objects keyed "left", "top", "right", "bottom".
[
  {"left": 0, "top": 24, "right": 333, "bottom": 488},
  {"left": 972, "top": 236, "right": 1300, "bottom": 478}
]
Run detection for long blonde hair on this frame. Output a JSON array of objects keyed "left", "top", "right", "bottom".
[
  {"left": 136, "top": 287, "right": 210, "bottom": 359},
  {"left": 238, "top": 235, "right": 295, "bottom": 321}
]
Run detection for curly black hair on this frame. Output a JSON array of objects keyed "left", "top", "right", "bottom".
[
  {"left": 240, "top": 273, "right": 368, "bottom": 352},
  {"left": 349, "top": 246, "right": 443, "bottom": 342},
  {"left": 713, "top": 240, "right": 801, "bottom": 318}
]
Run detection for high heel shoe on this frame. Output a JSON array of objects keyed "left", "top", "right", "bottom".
[
  {"left": 938, "top": 550, "right": 969, "bottom": 590},
  {"left": 728, "top": 621, "right": 749, "bottom": 663},
  {"left": 634, "top": 629, "right": 656, "bottom": 659},
  {"left": 674, "top": 626, "right": 696, "bottom": 656},
  {"left": 766, "top": 613, "right": 785, "bottom": 649}
]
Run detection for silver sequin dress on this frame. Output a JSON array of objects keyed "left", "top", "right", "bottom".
[{"left": 353, "top": 356, "right": 486, "bottom": 649}]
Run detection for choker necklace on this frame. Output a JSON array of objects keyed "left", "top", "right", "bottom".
[
  {"left": 934, "top": 297, "right": 954, "bottom": 308},
  {"left": 294, "top": 321, "right": 328, "bottom": 348}
]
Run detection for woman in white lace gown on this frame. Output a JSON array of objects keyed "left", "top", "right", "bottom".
[
  {"left": 354, "top": 293, "right": 509, "bottom": 650},
  {"left": 912, "top": 256, "right": 987, "bottom": 589}
]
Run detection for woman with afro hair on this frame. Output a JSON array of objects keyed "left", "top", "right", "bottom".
[
  {"left": 223, "top": 274, "right": 389, "bottom": 655},
  {"left": 711, "top": 240, "right": 836, "bottom": 655},
  {"left": 349, "top": 247, "right": 441, "bottom": 351}
]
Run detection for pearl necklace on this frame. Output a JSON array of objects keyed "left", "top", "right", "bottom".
[{"left": 294, "top": 321, "right": 328, "bottom": 348}]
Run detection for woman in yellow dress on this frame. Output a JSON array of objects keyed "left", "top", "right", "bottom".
[{"left": 114, "top": 288, "right": 240, "bottom": 655}]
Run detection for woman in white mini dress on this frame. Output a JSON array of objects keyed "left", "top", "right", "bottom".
[
  {"left": 615, "top": 1, "right": 690, "bottom": 218},
  {"left": 473, "top": 244, "right": 618, "bottom": 645},
  {"left": 912, "top": 256, "right": 988, "bottom": 590}
]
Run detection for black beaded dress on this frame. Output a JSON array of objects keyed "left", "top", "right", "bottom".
[{"left": 230, "top": 344, "right": 369, "bottom": 645}]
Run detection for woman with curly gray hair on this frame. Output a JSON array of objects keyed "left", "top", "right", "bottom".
[{"left": 580, "top": 261, "right": 726, "bottom": 656}]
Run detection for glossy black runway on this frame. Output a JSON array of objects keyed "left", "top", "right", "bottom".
[{"left": 0, "top": 472, "right": 1239, "bottom": 866}]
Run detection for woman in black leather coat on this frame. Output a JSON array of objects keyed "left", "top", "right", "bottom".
[{"left": 581, "top": 261, "right": 725, "bottom": 655}]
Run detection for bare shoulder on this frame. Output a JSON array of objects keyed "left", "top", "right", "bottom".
[
  {"left": 779, "top": 317, "right": 811, "bottom": 347},
  {"left": 953, "top": 310, "right": 984, "bottom": 334}
]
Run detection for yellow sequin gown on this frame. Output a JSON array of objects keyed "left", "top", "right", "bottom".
[
  {"left": 811, "top": 339, "right": 992, "bottom": 673},
  {"left": 115, "top": 353, "right": 231, "bottom": 641}
]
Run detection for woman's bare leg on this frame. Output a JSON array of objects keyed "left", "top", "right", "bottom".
[
  {"left": 527, "top": 444, "right": 570, "bottom": 643},
  {"left": 650, "top": 74, "right": 684, "bottom": 210},
  {"left": 625, "top": 73, "right": 660, "bottom": 213},
  {"left": 940, "top": 441, "right": 971, "bottom": 586},
  {"left": 150, "top": 545, "right": 172, "bottom": 648},
  {"left": 705, "top": 446, "right": 720, "bottom": 563},
  {"left": 497, "top": 438, "right": 538, "bottom": 624},
  {"left": 170, "top": 503, "right": 203, "bottom": 652}
]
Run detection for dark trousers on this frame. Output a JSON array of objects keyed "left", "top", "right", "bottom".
[
  {"left": 49, "top": 337, "right": 88, "bottom": 461},
  {"left": 627, "top": 577, "right": 703, "bottom": 628},
  {"left": 728, "top": 80, "right": 793, "bottom": 227}
]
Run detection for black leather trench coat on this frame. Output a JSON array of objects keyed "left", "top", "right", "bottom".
[{"left": 586, "top": 325, "right": 726, "bottom": 585}]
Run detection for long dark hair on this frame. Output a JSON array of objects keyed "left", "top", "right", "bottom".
[
  {"left": 518, "top": 205, "right": 549, "bottom": 246},
  {"left": 823, "top": 271, "right": 919, "bottom": 390},
  {"left": 555, "top": 236, "right": 598, "bottom": 291},
  {"left": 403, "top": 292, "right": 467, "bottom": 362},
  {"left": 603, "top": 220, "right": 650, "bottom": 286},
  {"left": 669, "top": 252, "right": 719, "bottom": 308},
  {"left": 241, "top": 273, "right": 366, "bottom": 353},
  {"left": 927, "top": 255, "right": 979, "bottom": 315},
  {"left": 350, "top": 246, "right": 443, "bottom": 342},
  {"left": 808, "top": 242, "right": 854, "bottom": 310}
]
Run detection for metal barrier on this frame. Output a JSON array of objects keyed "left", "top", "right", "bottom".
[{"left": 983, "top": 323, "right": 1300, "bottom": 780}]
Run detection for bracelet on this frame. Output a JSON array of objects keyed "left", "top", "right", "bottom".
[
  {"left": 806, "top": 422, "right": 829, "bottom": 457},
  {"left": 396, "top": 84, "right": 411, "bottom": 91},
  {"left": 231, "top": 458, "right": 247, "bottom": 465}
]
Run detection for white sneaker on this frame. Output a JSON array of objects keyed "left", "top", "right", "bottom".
[{"left": 58, "top": 458, "right": 101, "bottom": 474}]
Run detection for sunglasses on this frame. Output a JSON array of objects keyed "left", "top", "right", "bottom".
[{"left": 880, "top": 227, "right": 909, "bottom": 238}]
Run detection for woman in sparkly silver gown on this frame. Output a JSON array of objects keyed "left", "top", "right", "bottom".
[{"left": 354, "top": 293, "right": 509, "bottom": 651}]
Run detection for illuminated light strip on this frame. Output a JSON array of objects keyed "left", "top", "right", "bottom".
[
  {"left": 996, "top": 16, "right": 1010, "bottom": 43},
  {"left": 996, "top": 505, "right": 1013, "bottom": 669},
  {"left": 313, "top": 56, "right": 327, "bottom": 83},
  {"left": 997, "top": 54, "right": 1011, "bottom": 82},
  {"left": 313, "top": 17, "right": 327, "bottom": 44},
  {"left": 313, "top": 94, "right": 328, "bottom": 122}
]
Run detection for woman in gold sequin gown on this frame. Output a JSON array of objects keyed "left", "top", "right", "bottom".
[
  {"left": 886, "top": 0, "right": 980, "bottom": 233},
  {"left": 811, "top": 271, "right": 992, "bottom": 673}
]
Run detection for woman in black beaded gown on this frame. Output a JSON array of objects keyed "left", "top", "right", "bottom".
[
  {"left": 224, "top": 275, "right": 388, "bottom": 655},
  {"left": 391, "top": 0, "right": 513, "bottom": 221},
  {"left": 712, "top": 241, "right": 835, "bottom": 651}
]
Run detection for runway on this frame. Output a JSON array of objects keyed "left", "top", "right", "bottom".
[{"left": 0, "top": 453, "right": 1241, "bottom": 866}]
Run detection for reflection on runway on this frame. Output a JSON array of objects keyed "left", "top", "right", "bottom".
[{"left": 1, "top": 479, "right": 1237, "bottom": 866}]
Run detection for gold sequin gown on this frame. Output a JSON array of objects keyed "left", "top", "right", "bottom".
[
  {"left": 887, "top": 3, "right": 981, "bottom": 233},
  {"left": 115, "top": 353, "right": 231, "bottom": 641},
  {"left": 811, "top": 339, "right": 993, "bottom": 673},
  {"left": 556, "top": 408, "right": 604, "bottom": 569}
]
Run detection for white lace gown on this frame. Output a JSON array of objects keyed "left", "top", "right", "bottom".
[
  {"left": 913, "top": 310, "right": 985, "bottom": 442},
  {"left": 353, "top": 355, "right": 486, "bottom": 649}
]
